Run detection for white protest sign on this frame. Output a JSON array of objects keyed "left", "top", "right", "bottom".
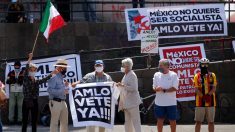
[
  {"left": 125, "top": 4, "right": 227, "bottom": 41},
  {"left": 5, "top": 54, "right": 82, "bottom": 97},
  {"left": 69, "top": 82, "right": 116, "bottom": 129},
  {"left": 141, "top": 30, "right": 158, "bottom": 53}
]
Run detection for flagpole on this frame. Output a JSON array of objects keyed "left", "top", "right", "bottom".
[{"left": 31, "top": 30, "right": 40, "bottom": 55}]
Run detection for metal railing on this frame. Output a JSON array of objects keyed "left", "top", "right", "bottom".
[{"left": 0, "top": 0, "right": 235, "bottom": 22}]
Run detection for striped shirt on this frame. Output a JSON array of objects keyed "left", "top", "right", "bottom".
[{"left": 193, "top": 72, "right": 217, "bottom": 107}]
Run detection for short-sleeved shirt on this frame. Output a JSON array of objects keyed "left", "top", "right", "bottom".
[
  {"left": 153, "top": 71, "right": 179, "bottom": 106},
  {"left": 193, "top": 72, "right": 217, "bottom": 107},
  {"left": 80, "top": 71, "right": 112, "bottom": 83}
]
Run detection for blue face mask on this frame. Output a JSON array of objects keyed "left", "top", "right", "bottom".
[{"left": 12, "top": 0, "right": 17, "bottom": 2}]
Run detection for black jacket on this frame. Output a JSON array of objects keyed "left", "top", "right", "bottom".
[
  {"left": 23, "top": 64, "right": 52, "bottom": 99},
  {"left": 6, "top": 70, "right": 24, "bottom": 85}
]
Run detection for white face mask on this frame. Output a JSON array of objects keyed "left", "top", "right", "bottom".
[
  {"left": 28, "top": 72, "right": 36, "bottom": 77},
  {"left": 15, "top": 68, "right": 21, "bottom": 73},
  {"left": 121, "top": 67, "right": 125, "bottom": 73},
  {"left": 95, "top": 66, "right": 104, "bottom": 73}
]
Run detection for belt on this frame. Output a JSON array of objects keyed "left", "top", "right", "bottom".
[{"left": 52, "top": 98, "right": 65, "bottom": 102}]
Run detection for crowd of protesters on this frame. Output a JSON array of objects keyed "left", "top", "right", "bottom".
[
  {"left": 0, "top": 51, "right": 217, "bottom": 132},
  {"left": 0, "top": 1, "right": 218, "bottom": 132}
]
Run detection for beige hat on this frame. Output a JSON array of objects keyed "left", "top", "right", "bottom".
[
  {"left": 54, "top": 59, "right": 70, "bottom": 68},
  {"left": 29, "top": 63, "right": 38, "bottom": 69}
]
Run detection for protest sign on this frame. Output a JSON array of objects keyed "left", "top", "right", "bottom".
[
  {"left": 141, "top": 30, "right": 159, "bottom": 53},
  {"left": 5, "top": 54, "right": 82, "bottom": 97},
  {"left": 69, "top": 82, "right": 115, "bottom": 129},
  {"left": 125, "top": 4, "right": 227, "bottom": 41},
  {"left": 159, "top": 44, "right": 206, "bottom": 101}
]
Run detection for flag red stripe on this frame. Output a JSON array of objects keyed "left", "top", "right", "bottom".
[{"left": 48, "top": 15, "right": 65, "bottom": 37}]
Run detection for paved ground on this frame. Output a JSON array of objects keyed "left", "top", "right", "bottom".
[{"left": 3, "top": 124, "right": 235, "bottom": 132}]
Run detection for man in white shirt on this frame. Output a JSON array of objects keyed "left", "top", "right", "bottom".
[{"left": 153, "top": 59, "right": 179, "bottom": 132}]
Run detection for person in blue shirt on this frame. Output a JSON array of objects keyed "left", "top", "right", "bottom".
[{"left": 47, "top": 59, "right": 70, "bottom": 132}]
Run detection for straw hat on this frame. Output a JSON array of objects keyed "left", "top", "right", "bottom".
[{"left": 54, "top": 59, "right": 70, "bottom": 68}]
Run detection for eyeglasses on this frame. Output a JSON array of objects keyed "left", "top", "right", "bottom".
[{"left": 201, "top": 64, "right": 209, "bottom": 67}]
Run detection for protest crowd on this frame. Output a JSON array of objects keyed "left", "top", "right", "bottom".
[
  {"left": 0, "top": 53, "right": 218, "bottom": 132},
  {"left": 0, "top": 0, "right": 234, "bottom": 132}
]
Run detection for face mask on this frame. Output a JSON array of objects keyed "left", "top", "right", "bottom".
[
  {"left": 158, "top": 67, "right": 164, "bottom": 73},
  {"left": 200, "top": 67, "right": 208, "bottom": 74},
  {"left": 15, "top": 68, "right": 20, "bottom": 73},
  {"left": 28, "top": 72, "right": 36, "bottom": 77},
  {"left": 12, "top": 0, "right": 17, "bottom": 2},
  {"left": 121, "top": 67, "right": 125, "bottom": 73},
  {"left": 95, "top": 66, "right": 104, "bottom": 73},
  {"left": 61, "top": 69, "right": 67, "bottom": 75}
]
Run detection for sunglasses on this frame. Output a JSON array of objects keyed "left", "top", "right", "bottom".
[{"left": 201, "top": 64, "right": 209, "bottom": 67}]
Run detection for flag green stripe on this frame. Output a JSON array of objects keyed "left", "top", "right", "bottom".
[{"left": 39, "top": 0, "right": 51, "bottom": 32}]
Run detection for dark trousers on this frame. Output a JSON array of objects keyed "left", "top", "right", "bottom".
[
  {"left": 132, "top": 0, "right": 145, "bottom": 8},
  {"left": 22, "top": 99, "right": 38, "bottom": 132}
]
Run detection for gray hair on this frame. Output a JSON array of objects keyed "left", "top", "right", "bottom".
[
  {"left": 159, "top": 59, "right": 170, "bottom": 67},
  {"left": 122, "top": 58, "right": 133, "bottom": 70}
]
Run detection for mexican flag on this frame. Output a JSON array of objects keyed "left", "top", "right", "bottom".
[{"left": 39, "top": 0, "right": 65, "bottom": 40}]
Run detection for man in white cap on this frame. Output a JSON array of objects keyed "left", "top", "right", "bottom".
[
  {"left": 47, "top": 59, "right": 70, "bottom": 132},
  {"left": 72, "top": 60, "right": 112, "bottom": 132}
]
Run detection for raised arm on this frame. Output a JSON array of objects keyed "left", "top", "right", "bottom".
[
  {"left": 36, "top": 69, "right": 59, "bottom": 84},
  {"left": 24, "top": 53, "right": 33, "bottom": 77}
]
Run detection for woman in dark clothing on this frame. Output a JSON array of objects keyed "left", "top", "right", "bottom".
[{"left": 22, "top": 53, "right": 58, "bottom": 132}]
